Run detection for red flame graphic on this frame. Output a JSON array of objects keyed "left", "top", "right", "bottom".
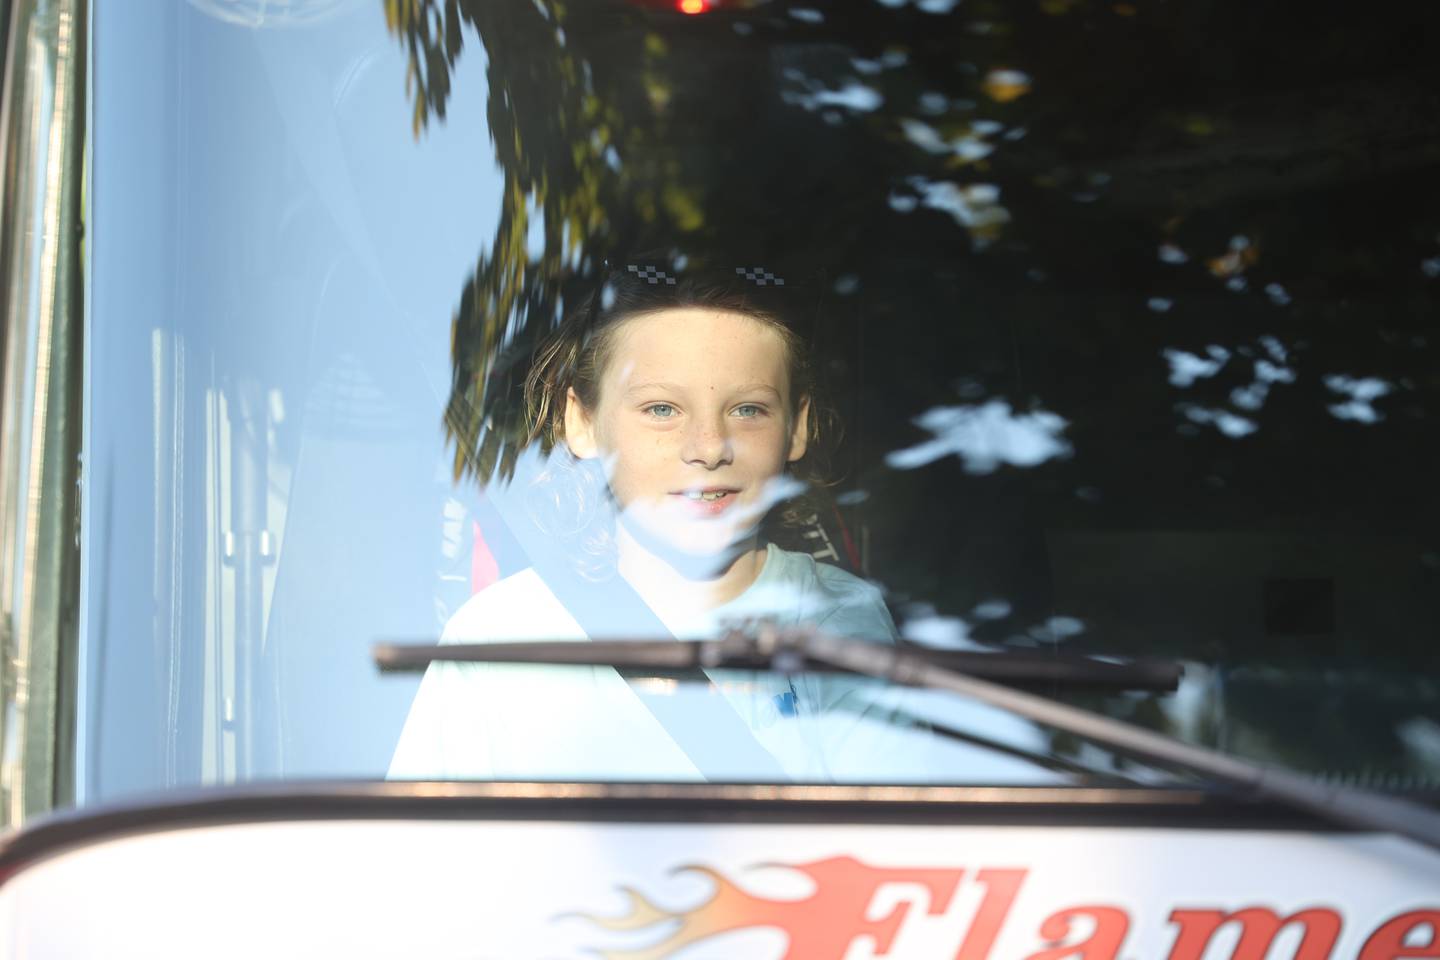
[{"left": 566, "top": 855, "right": 974, "bottom": 960}]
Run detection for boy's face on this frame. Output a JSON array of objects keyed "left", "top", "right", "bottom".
[{"left": 564, "top": 308, "right": 809, "bottom": 559}]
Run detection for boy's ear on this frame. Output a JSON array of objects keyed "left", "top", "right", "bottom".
[
  {"left": 787, "top": 396, "right": 811, "bottom": 463},
  {"left": 563, "top": 387, "right": 599, "bottom": 459}
]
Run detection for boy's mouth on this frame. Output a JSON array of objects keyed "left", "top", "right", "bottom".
[
  {"left": 670, "top": 487, "right": 742, "bottom": 513},
  {"left": 679, "top": 488, "right": 735, "bottom": 502}
]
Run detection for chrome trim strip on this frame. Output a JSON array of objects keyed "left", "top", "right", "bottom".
[{"left": 0, "top": 0, "right": 86, "bottom": 826}]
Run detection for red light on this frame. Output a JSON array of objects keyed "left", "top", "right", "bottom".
[{"left": 677, "top": 0, "right": 709, "bottom": 13}]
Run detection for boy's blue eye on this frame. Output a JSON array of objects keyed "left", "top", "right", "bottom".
[
  {"left": 645, "top": 403, "right": 677, "bottom": 419},
  {"left": 734, "top": 404, "right": 765, "bottom": 418}
]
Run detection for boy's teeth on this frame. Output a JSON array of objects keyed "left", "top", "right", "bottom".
[{"left": 685, "top": 491, "right": 728, "bottom": 501}]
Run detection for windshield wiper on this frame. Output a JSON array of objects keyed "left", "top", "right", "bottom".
[
  {"left": 796, "top": 629, "right": 1440, "bottom": 850},
  {"left": 375, "top": 629, "right": 1440, "bottom": 850},
  {"left": 376, "top": 635, "right": 1176, "bottom": 785},
  {"left": 374, "top": 637, "right": 1182, "bottom": 692}
]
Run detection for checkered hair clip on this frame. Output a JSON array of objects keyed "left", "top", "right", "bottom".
[
  {"left": 622, "top": 262, "right": 788, "bottom": 288},
  {"left": 579, "top": 255, "right": 822, "bottom": 341},
  {"left": 625, "top": 263, "right": 678, "bottom": 285},
  {"left": 734, "top": 266, "right": 786, "bottom": 287},
  {"left": 607, "top": 261, "right": 795, "bottom": 292}
]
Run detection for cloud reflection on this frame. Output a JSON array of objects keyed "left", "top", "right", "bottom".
[
  {"left": 783, "top": 80, "right": 884, "bottom": 114},
  {"left": 1157, "top": 243, "right": 1189, "bottom": 264},
  {"left": 909, "top": 178, "right": 1011, "bottom": 245},
  {"left": 1165, "top": 335, "right": 1299, "bottom": 437},
  {"left": 973, "top": 599, "right": 1012, "bottom": 620},
  {"left": 1163, "top": 345, "right": 1229, "bottom": 387},
  {"left": 901, "top": 612, "right": 986, "bottom": 650},
  {"left": 1325, "top": 374, "right": 1392, "bottom": 423},
  {"left": 1030, "top": 615, "right": 1085, "bottom": 642},
  {"left": 876, "top": 0, "right": 961, "bottom": 11},
  {"left": 901, "top": 119, "right": 997, "bottom": 162},
  {"left": 886, "top": 400, "right": 1071, "bottom": 473},
  {"left": 1178, "top": 404, "right": 1257, "bottom": 437}
]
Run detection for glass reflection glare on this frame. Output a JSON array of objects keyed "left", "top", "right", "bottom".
[{"left": 71, "top": 0, "right": 1440, "bottom": 800}]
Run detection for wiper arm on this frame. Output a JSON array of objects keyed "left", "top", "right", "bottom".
[
  {"left": 834, "top": 699, "right": 1142, "bottom": 784},
  {"left": 375, "top": 634, "right": 1171, "bottom": 785},
  {"left": 373, "top": 636, "right": 1182, "bottom": 693},
  {"left": 790, "top": 628, "right": 1440, "bottom": 851},
  {"left": 375, "top": 629, "right": 1440, "bottom": 849}
]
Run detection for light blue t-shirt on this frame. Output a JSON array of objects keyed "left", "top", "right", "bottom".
[
  {"left": 387, "top": 545, "right": 930, "bottom": 782},
  {"left": 684, "top": 542, "right": 898, "bottom": 640}
]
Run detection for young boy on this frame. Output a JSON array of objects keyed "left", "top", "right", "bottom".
[{"left": 389, "top": 263, "right": 917, "bottom": 782}]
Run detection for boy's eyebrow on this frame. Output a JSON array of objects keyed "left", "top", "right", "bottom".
[
  {"left": 622, "top": 380, "right": 685, "bottom": 397},
  {"left": 621, "top": 381, "right": 783, "bottom": 398}
]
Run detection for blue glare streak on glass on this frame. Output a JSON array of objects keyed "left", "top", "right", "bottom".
[{"left": 86, "top": 1, "right": 501, "bottom": 800}]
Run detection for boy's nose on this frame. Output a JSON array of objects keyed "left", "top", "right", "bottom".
[{"left": 681, "top": 416, "right": 734, "bottom": 469}]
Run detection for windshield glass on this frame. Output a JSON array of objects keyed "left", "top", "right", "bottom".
[{"left": 82, "top": 0, "right": 1439, "bottom": 798}]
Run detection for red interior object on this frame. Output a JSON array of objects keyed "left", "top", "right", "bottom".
[{"left": 470, "top": 520, "right": 500, "bottom": 594}]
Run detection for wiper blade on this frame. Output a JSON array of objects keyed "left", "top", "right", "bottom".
[
  {"left": 375, "top": 629, "right": 1440, "bottom": 849},
  {"left": 373, "top": 637, "right": 1182, "bottom": 692}
]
